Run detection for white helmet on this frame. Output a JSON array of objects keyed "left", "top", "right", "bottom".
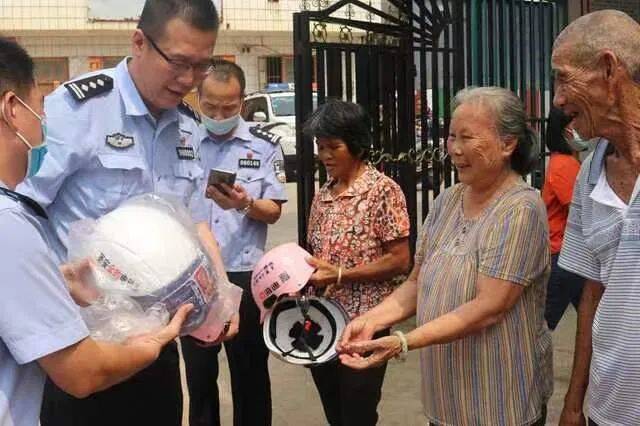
[
  {"left": 69, "top": 195, "right": 216, "bottom": 334},
  {"left": 262, "top": 295, "right": 349, "bottom": 366}
]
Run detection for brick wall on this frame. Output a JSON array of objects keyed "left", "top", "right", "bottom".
[{"left": 590, "top": 0, "right": 640, "bottom": 21}]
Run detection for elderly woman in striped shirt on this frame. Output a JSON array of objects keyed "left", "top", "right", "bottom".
[{"left": 339, "top": 87, "right": 552, "bottom": 426}]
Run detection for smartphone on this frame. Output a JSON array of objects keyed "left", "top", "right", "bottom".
[{"left": 207, "top": 168, "right": 237, "bottom": 196}]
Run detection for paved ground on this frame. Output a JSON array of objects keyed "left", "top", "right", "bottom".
[{"left": 214, "top": 183, "right": 577, "bottom": 425}]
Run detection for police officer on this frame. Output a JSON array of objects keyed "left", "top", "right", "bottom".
[
  {"left": 0, "top": 37, "right": 193, "bottom": 426},
  {"left": 186, "top": 59, "right": 287, "bottom": 426},
  {"left": 17, "top": 1, "right": 237, "bottom": 425}
]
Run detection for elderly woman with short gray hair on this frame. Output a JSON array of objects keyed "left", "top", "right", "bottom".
[{"left": 338, "top": 87, "right": 552, "bottom": 426}]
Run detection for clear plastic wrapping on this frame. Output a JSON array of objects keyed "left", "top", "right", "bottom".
[{"left": 67, "top": 194, "right": 242, "bottom": 343}]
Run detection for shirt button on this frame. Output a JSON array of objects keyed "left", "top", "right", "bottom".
[{"left": 214, "top": 219, "right": 219, "bottom": 224}]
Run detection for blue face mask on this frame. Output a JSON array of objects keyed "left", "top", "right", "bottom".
[
  {"left": 201, "top": 113, "right": 240, "bottom": 136},
  {"left": 5, "top": 95, "right": 48, "bottom": 177}
]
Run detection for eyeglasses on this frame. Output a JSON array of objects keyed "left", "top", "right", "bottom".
[{"left": 145, "top": 33, "right": 213, "bottom": 76}]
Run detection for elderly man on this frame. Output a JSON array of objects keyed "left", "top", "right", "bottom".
[{"left": 551, "top": 10, "right": 640, "bottom": 426}]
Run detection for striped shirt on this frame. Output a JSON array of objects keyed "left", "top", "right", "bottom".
[
  {"left": 559, "top": 140, "right": 640, "bottom": 425},
  {"left": 416, "top": 182, "right": 552, "bottom": 426}
]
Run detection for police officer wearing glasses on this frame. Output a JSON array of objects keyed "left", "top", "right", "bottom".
[
  {"left": 0, "top": 37, "right": 194, "bottom": 426},
  {"left": 17, "top": 1, "right": 239, "bottom": 425}
]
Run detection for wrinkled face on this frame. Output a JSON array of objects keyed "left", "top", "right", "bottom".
[
  {"left": 315, "top": 137, "right": 360, "bottom": 180},
  {"left": 133, "top": 18, "right": 216, "bottom": 111},
  {"left": 551, "top": 46, "right": 612, "bottom": 140},
  {"left": 447, "top": 102, "right": 514, "bottom": 185},
  {"left": 198, "top": 76, "right": 243, "bottom": 120}
]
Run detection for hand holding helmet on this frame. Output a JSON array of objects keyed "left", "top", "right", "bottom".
[
  {"left": 252, "top": 243, "right": 350, "bottom": 366},
  {"left": 67, "top": 194, "right": 242, "bottom": 343},
  {"left": 306, "top": 256, "right": 339, "bottom": 289}
]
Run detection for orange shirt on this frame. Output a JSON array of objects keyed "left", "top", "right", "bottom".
[{"left": 542, "top": 153, "right": 581, "bottom": 254}]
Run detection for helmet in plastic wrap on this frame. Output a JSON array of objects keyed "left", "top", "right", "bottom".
[
  {"left": 262, "top": 295, "right": 349, "bottom": 366},
  {"left": 74, "top": 196, "right": 215, "bottom": 334},
  {"left": 251, "top": 243, "right": 316, "bottom": 322}
]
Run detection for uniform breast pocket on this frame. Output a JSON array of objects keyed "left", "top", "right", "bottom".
[
  {"left": 157, "top": 161, "right": 204, "bottom": 205},
  {"left": 236, "top": 171, "right": 266, "bottom": 198},
  {"left": 94, "top": 153, "right": 147, "bottom": 213}
]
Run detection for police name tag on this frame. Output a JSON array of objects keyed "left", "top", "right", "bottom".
[
  {"left": 176, "top": 146, "right": 196, "bottom": 160},
  {"left": 105, "top": 133, "right": 134, "bottom": 149},
  {"left": 239, "top": 158, "right": 261, "bottom": 169}
]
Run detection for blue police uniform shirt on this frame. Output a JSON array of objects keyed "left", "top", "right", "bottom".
[
  {"left": 197, "top": 118, "right": 287, "bottom": 272},
  {"left": 18, "top": 58, "right": 207, "bottom": 262},
  {"left": 0, "top": 180, "right": 89, "bottom": 426}
]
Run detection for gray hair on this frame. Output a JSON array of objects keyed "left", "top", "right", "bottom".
[
  {"left": 553, "top": 10, "right": 640, "bottom": 83},
  {"left": 452, "top": 86, "right": 538, "bottom": 176}
]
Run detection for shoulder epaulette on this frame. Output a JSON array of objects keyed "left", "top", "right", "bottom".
[
  {"left": 178, "top": 101, "right": 201, "bottom": 122},
  {"left": 249, "top": 125, "right": 282, "bottom": 145},
  {"left": 64, "top": 74, "right": 113, "bottom": 102}
]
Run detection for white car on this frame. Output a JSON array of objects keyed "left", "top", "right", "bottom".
[{"left": 241, "top": 90, "right": 317, "bottom": 180}]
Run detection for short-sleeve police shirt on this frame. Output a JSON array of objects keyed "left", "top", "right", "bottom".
[
  {"left": 17, "top": 58, "right": 206, "bottom": 262},
  {"left": 195, "top": 119, "right": 287, "bottom": 272},
  {"left": 0, "top": 181, "right": 88, "bottom": 426}
]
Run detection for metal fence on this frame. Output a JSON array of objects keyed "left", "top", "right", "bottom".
[{"left": 294, "top": 0, "right": 568, "bottom": 248}]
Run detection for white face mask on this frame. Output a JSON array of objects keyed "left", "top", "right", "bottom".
[{"left": 566, "top": 128, "right": 590, "bottom": 152}]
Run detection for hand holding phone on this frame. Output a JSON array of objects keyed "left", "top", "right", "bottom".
[{"left": 207, "top": 168, "right": 237, "bottom": 196}]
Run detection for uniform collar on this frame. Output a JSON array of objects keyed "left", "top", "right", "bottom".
[
  {"left": 202, "top": 117, "right": 253, "bottom": 144},
  {"left": 0, "top": 180, "right": 7, "bottom": 190},
  {"left": 116, "top": 58, "right": 149, "bottom": 117},
  {"left": 115, "top": 58, "right": 179, "bottom": 125},
  {"left": 320, "top": 165, "right": 379, "bottom": 202},
  {"left": 588, "top": 138, "right": 610, "bottom": 186}
]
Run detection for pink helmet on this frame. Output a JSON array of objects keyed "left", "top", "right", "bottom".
[{"left": 252, "top": 243, "right": 316, "bottom": 322}]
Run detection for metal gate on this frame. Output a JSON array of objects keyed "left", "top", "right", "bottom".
[{"left": 294, "top": 0, "right": 569, "bottom": 248}]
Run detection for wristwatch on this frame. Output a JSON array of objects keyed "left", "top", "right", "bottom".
[{"left": 237, "top": 196, "right": 254, "bottom": 215}]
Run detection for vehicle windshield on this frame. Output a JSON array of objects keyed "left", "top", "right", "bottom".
[
  {"left": 271, "top": 95, "right": 295, "bottom": 117},
  {"left": 271, "top": 93, "right": 318, "bottom": 117}
]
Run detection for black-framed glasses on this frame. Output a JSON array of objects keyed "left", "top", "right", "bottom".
[{"left": 145, "top": 33, "right": 213, "bottom": 76}]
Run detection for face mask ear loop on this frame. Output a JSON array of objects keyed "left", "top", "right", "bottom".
[{"left": 0, "top": 97, "right": 34, "bottom": 150}]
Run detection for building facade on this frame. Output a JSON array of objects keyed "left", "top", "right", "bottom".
[
  {"left": 1, "top": 0, "right": 628, "bottom": 97},
  {"left": 1, "top": 0, "right": 312, "bottom": 94}
]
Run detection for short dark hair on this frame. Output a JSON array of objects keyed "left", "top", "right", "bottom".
[
  {"left": 545, "top": 106, "right": 573, "bottom": 155},
  {"left": 138, "top": 0, "right": 219, "bottom": 40},
  {"left": 303, "top": 99, "right": 371, "bottom": 160},
  {"left": 200, "top": 59, "right": 246, "bottom": 95},
  {"left": 0, "top": 38, "right": 35, "bottom": 98}
]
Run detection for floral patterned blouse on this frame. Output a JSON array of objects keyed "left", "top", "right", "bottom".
[{"left": 306, "top": 166, "right": 410, "bottom": 318}]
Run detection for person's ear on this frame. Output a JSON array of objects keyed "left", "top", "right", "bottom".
[
  {"left": 502, "top": 135, "right": 518, "bottom": 158},
  {"left": 0, "top": 92, "right": 20, "bottom": 131},
  {"left": 131, "top": 29, "right": 145, "bottom": 58}
]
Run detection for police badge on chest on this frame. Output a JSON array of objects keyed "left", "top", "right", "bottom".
[
  {"left": 176, "top": 146, "right": 196, "bottom": 160},
  {"left": 239, "top": 158, "right": 260, "bottom": 169},
  {"left": 105, "top": 133, "right": 134, "bottom": 149}
]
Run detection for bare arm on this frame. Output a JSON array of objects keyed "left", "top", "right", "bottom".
[
  {"left": 404, "top": 273, "right": 523, "bottom": 349},
  {"left": 245, "top": 199, "right": 283, "bottom": 225},
  {"left": 206, "top": 184, "right": 283, "bottom": 225},
  {"left": 195, "top": 222, "right": 228, "bottom": 281},
  {"left": 560, "top": 279, "right": 604, "bottom": 425},
  {"left": 336, "top": 262, "right": 420, "bottom": 349},
  {"left": 340, "top": 273, "right": 526, "bottom": 368},
  {"left": 308, "top": 238, "right": 411, "bottom": 288},
  {"left": 38, "top": 304, "right": 192, "bottom": 399}
]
